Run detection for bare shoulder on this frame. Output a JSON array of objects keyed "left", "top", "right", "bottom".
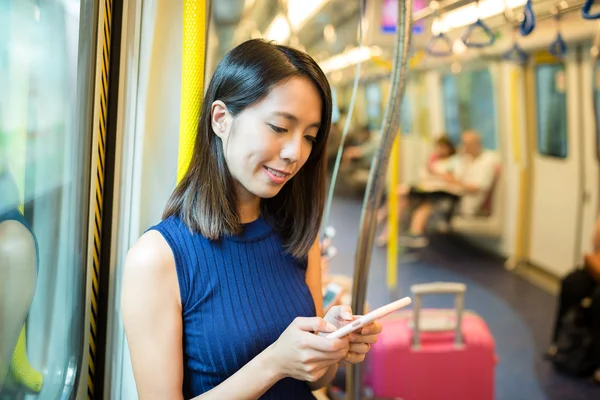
[
  {"left": 126, "top": 230, "right": 173, "bottom": 269},
  {"left": 122, "top": 229, "right": 180, "bottom": 306}
]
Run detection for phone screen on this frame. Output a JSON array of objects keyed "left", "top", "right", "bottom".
[{"left": 323, "top": 290, "right": 337, "bottom": 308}]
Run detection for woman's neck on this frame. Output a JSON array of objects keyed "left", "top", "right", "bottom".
[
  {"left": 239, "top": 204, "right": 260, "bottom": 223},
  {"left": 235, "top": 184, "right": 261, "bottom": 223}
]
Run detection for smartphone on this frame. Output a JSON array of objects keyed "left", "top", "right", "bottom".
[
  {"left": 326, "top": 296, "right": 412, "bottom": 339},
  {"left": 323, "top": 282, "right": 343, "bottom": 310}
]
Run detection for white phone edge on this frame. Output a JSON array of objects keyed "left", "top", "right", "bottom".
[{"left": 325, "top": 296, "right": 412, "bottom": 339}]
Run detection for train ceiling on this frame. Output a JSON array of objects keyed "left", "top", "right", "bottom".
[{"left": 209, "top": 0, "right": 600, "bottom": 78}]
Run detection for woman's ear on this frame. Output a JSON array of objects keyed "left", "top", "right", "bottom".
[{"left": 211, "top": 100, "right": 230, "bottom": 139}]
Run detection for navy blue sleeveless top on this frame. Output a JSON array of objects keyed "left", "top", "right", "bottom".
[{"left": 150, "top": 215, "right": 317, "bottom": 399}]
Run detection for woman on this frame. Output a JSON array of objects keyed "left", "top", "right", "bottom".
[
  {"left": 121, "top": 39, "right": 382, "bottom": 399},
  {"left": 376, "top": 135, "right": 458, "bottom": 247}
]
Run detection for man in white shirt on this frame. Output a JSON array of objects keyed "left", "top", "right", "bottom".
[
  {"left": 401, "top": 130, "right": 499, "bottom": 248},
  {"left": 450, "top": 130, "right": 499, "bottom": 216}
]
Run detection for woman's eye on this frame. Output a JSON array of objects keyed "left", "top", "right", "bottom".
[
  {"left": 268, "top": 124, "right": 287, "bottom": 133},
  {"left": 305, "top": 136, "right": 317, "bottom": 144}
]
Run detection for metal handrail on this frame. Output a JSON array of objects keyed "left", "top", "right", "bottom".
[{"left": 346, "top": 0, "right": 413, "bottom": 397}]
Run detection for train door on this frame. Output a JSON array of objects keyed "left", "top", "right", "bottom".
[
  {"left": 527, "top": 50, "right": 584, "bottom": 277},
  {"left": 579, "top": 47, "right": 600, "bottom": 256},
  {"left": 0, "top": 1, "right": 99, "bottom": 399}
]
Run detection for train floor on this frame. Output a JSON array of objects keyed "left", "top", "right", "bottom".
[{"left": 327, "top": 196, "right": 600, "bottom": 400}]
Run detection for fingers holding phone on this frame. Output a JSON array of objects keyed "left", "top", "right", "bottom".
[
  {"left": 344, "top": 320, "right": 383, "bottom": 364},
  {"left": 270, "top": 317, "right": 349, "bottom": 382}
]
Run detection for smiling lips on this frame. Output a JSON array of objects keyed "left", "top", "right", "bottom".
[{"left": 264, "top": 166, "right": 291, "bottom": 184}]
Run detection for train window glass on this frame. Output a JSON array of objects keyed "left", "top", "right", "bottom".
[
  {"left": 535, "top": 64, "right": 568, "bottom": 158},
  {"left": 0, "top": 1, "right": 93, "bottom": 397},
  {"left": 442, "top": 75, "right": 461, "bottom": 144},
  {"left": 442, "top": 69, "right": 498, "bottom": 149}
]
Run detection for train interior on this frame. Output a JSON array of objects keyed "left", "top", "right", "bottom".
[{"left": 2, "top": 0, "right": 600, "bottom": 399}]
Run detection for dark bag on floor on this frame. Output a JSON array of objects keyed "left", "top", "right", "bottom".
[{"left": 552, "top": 301, "right": 596, "bottom": 376}]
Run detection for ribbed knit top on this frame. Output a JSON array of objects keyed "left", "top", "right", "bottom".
[{"left": 149, "top": 215, "right": 317, "bottom": 399}]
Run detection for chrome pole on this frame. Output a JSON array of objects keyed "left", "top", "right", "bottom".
[
  {"left": 346, "top": 0, "right": 413, "bottom": 398},
  {"left": 321, "top": 0, "right": 365, "bottom": 235}
]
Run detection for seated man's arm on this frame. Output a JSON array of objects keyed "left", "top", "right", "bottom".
[{"left": 459, "top": 159, "right": 496, "bottom": 194}]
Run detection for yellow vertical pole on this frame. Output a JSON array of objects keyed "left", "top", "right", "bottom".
[
  {"left": 522, "top": 64, "right": 537, "bottom": 262},
  {"left": 510, "top": 69, "right": 527, "bottom": 262},
  {"left": 178, "top": 0, "right": 207, "bottom": 182},
  {"left": 387, "top": 133, "right": 400, "bottom": 290}
]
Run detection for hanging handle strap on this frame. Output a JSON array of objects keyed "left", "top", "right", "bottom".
[
  {"left": 583, "top": 0, "right": 600, "bottom": 20},
  {"left": 550, "top": 33, "right": 567, "bottom": 56},
  {"left": 550, "top": 10, "right": 567, "bottom": 57},
  {"left": 520, "top": 0, "right": 536, "bottom": 36},
  {"left": 461, "top": 18, "right": 496, "bottom": 48},
  {"left": 426, "top": 33, "right": 453, "bottom": 57},
  {"left": 504, "top": 43, "right": 529, "bottom": 64}
]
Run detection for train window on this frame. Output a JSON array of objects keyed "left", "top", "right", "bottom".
[
  {"left": 442, "top": 75, "right": 461, "bottom": 144},
  {"left": 442, "top": 69, "right": 498, "bottom": 149},
  {"left": 0, "top": 2, "right": 94, "bottom": 397},
  {"left": 535, "top": 64, "right": 568, "bottom": 158}
]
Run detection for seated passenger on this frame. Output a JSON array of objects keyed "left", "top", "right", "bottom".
[
  {"left": 547, "top": 217, "right": 600, "bottom": 383},
  {"left": 375, "top": 134, "right": 458, "bottom": 247},
  {"left": 379, "top": 130, "right": 497, "bottom": 248}
]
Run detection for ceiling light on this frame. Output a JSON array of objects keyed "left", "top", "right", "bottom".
[
  {"left": 287, "top": 0, "right": 329, "bottom": 30},
  {"left": 439, "top": 0, "right": 527, "bottom": 31},
  {"left": 324, "top": 24, "right": 336, "bottom": 44},
  {"left": 265, "top": 0, "right": 330, "bottom": 44},
  {"left": 264, "top": 14, "right": 290, "bottom": 43},
  {"left": 319, "top": 46, "right": 383, "bottom": 74}
]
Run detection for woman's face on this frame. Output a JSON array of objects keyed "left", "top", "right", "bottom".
[{"left": 212, "top": 76, "right": 322, "bottom": 202}]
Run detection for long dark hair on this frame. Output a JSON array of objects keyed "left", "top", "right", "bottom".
[
  {"left": 163, "top": 39, "right": 332, "bottom": 258},
  {"left": 436, "top": 135, "right": 456, "bottom": 156}
]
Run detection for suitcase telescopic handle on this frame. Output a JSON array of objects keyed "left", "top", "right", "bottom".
[{"left": 410, "top": 282, "right": 466, "bottom": 349}]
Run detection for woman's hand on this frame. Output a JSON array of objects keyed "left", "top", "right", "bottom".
[
  {"left": 345, "top": 321, "right": 382, "bottom": 364},
  {"left": 323, "top": 306, "right": 383, "bottom": 364},
  {"left": 269, "top": 317, "right": 350, "bottom": 383}
]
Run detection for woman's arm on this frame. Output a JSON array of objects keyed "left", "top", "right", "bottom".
[
  {"left": 121, "top": 231, "right": 283, "bottom": 400},
  {"left": 191, "top": 347, "right": 281, "bottom": 400},
  {"left": 121, "top": 231, "right": 185, "bottom": 399},
  {"left": 304, "top": 237, "right": 339, "bottom": 391}
]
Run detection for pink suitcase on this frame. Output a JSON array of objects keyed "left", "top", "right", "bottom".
[{"left": 364, "top": 282, "right": 497, "bottom": 400}]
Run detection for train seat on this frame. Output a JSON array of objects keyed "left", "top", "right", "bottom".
[{"left": 450, "top": 163, "right": 503, "bottom": 238}]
